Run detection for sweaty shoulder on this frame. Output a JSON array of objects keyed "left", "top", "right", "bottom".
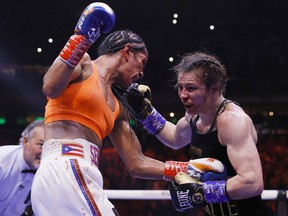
[
  {"left": 218, "top": 103, "right": 251, "bottom": 127},
  {"left": 217, "top": 103, "right": 255, "bottom": 144}
]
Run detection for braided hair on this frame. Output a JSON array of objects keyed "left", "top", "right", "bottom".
[{"left": 98, "top": 29, "right": 147, "bottom": 56}]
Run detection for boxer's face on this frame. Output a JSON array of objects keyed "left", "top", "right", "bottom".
[
  {"left": 117, "top": 44, "right": 148, "bottom": 88},
  {"left": 23, "top": 126, "right": 44, "bottom": 169},
  {"left": 177, "top": 71, "right": 210, "bottom": 115}
]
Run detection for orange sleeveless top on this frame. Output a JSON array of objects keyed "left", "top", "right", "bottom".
[{"left": 44, "top": 63, "right": 120, "bottom": 140}]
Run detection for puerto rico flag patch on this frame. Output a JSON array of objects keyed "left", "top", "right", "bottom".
[{"left": 62, "top": 143, "right": 84, "bottom": 158}]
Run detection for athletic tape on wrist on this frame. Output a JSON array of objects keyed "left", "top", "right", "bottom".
[
  {"left": 140, "top": 108, "right": 166, "bottom": 135},
  {"left": 203, "top": 180, "right": 229, "bottom": 204},
  {"left": 163, "top": 161, "right": 189, "bottom": 181},
  {"left": 60, "top": 34, "right": 92, "bottom": 67}
]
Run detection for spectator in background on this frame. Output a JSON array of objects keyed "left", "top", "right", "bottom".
[{"left": 0, "top": 120, "right": 44, "bottom": 216}]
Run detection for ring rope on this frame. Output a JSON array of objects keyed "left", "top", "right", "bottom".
[{"left": 104, "top": 190, "right": 288, "bottom": 200}]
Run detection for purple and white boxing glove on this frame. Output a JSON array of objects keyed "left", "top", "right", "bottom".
[{"left": 60, "top": 2, "right": 116, "bottom": 67}]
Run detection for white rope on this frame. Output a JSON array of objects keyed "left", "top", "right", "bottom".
[
  {"left": 105, "top": 190, "right": 170, "bottom": 200},
  {"left": 104, "top": 190, "right": 288, "bottom": 200}
]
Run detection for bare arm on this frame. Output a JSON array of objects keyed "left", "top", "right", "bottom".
[
  {"left": 155, "top": 113, "right": 192, "bottom": 150},
  {"left": 42, "top": 54, "right": 91, "bottom": 98},
  {"left": 109, "top": 107, "right": 165, "bottom": 180},
  {"left": 123, "top": 84, "right": 191, "bottom": 150},
  {"left": 218, "top": 107, "right": 263, "bottom": 200}
]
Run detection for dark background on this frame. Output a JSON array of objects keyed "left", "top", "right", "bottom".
[
  {"left": 1, "top": 0, "right": 288, "bottom": 141},
  {"left": 0, "top": 1, "right": 287, "bottom": 136},
  {"left": 0, "top": 1, "right": 287, "bottom": 215}
]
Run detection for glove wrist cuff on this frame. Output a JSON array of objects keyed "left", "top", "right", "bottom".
[
  {"left": 59, "top": 34, "right": 92, "bottom": 67},
  {"left": 140, "top": 108, "right": 166, "bottom": 135},
  {"left": 203, "top": 180, "right": 229, "bottom": 204},
  {"left": 163, "top": 161, "right": 189, "bottom": 181}
]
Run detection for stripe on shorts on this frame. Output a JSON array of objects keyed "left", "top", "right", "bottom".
[{"left": 70, "top": 158, "right": 102, "bottom": 216}]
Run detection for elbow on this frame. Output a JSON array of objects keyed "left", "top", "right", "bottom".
[
  {"left": 125, "top": 159, "right": 146, "bottom": 178},
  {"left": 170, "top": 145, "right": 182, "bottom": 150},
  {"left": 42, "top": 83, "right": 59, "bottom": 99},
  {"left": 128, "top": 169, "right": 139, "bottom": 178},
  {"left": 126, "top": 164, "right": 142, "bottom": 178},
  {"left": 255, "top": 179, "right": 264, "bottom": 195},
  {"left": 252, "top": 172, "right": 264, "bottom": 195},
  {"left": 251, "top": 183, "right": 263, "bottom": 197},
  {"left": 247, "top": 173, "right": 264, "bottom": 196},
  {"left": 165, "top": 142, "right": 186, "bottom": 150}
]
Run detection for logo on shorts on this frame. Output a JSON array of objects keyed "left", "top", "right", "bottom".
[{"left": 62, "top": 143, "right": 84, "bottom": 158}]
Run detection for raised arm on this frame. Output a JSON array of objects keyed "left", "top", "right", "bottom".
[
  {"left": 42, "top": 56, "right": 85, "bottom": 98},
  {"left": 43, "top": 2, "right": 115, "bottom": 99}
]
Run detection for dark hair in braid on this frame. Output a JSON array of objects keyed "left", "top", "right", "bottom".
[{"left": 98, "top": 29, "right": 147, "bottom": 56}]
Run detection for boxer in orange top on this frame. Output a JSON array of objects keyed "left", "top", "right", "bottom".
[{"left": 31, "top": 3, "right": 165, "bottom": 216}]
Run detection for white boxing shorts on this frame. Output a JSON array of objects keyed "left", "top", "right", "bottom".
[{"left": 31, "top": 139, "right": 118, "bottom": 216}]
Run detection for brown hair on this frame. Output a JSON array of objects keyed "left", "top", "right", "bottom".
[{"left": 172, "top": 51, "right": 228, "bottom": 95}]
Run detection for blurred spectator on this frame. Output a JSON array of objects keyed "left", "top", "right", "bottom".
[{"left": 0, "top": 120, "right": 44, "bottom": 216}]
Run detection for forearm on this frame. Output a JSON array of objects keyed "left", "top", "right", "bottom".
[
  {"left": 225, "top": 132, "right": 264, "bottom": 199},
  {"left": 156, "top": 119, "right": 190, "bottom": 150},
  {"left": 226, "top": 174, "right": 263, "bottom": 200},
  {"left": 155, "top": 122, "right": 183, "bottom": 149},
  {"left": 126, "top": 156, "right": 165, "bottom": 180}
]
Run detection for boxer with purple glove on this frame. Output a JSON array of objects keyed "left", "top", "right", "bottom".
[
  {"left": 60, "top": 2, "right": 115, "bottom": 67},
  {"left": 33, "top": 2, "right": 166, "bottom": 215}
]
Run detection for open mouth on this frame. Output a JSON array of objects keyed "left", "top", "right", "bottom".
[{"left": 183, "top": 104, "right": 194, "bottom": 109}]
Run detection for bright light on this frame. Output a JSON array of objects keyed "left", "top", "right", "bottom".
[
  {"left": 169, "top": 112, "right": 175, "bottom": 117},
  {"left": 173, "top": 13, "right": 178, "bottom": 18},
  {"left": 210, "top": 25, "right": 215, "bottom": 30},
  {"left": 48, "top": 38, "right": 53, "bottom": 43},
  {"left": 268, "top": 111, "right": 274, "bottom": 116},
  {"left": 172, "top": 19, "right": 177, "bottom": 24},
  {"left": 169, "top": 57, "right": 174, "bottom": 62},
  {"left": 37, "top": 48, "right": 42, "bottom": 53}
]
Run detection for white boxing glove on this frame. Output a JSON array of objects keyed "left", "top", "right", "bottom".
[
  {"left": 164, "top": 158, "right": 226, "bottom": 182},
  {"left": 187, "top": 158, "right": 226, "bottom": 181}
]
